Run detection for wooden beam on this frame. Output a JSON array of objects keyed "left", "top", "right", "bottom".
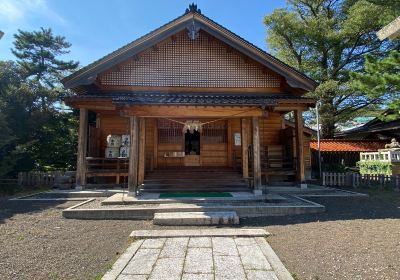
[
  {"left": 138, "top": 118, "right": 146, "bottom": 185},
  {"left": 76, "top": 108, "right": 88, "bottom": 189},
  {"left": 241, "top": 118, "right": 249, "bottom": 178},
  {"left": 128, "top": 116, "right": 139, "bottom": 194},
  {"left": 273, "top": 105, "right": 310, "bottom": 112},
  {"left": 65, "top": 100, "right": 115, "bottom": 110},
  {"left": 121, "top": 106, "right": 263, "bottom": 118},
  {"left": 252, "top": 117, "right": 261, "bottom": 189},
  {"left": 295, "top": 110, "right": 306, "bottom": 183}
]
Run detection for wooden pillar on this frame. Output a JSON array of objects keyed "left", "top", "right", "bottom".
[
  {"left": 227, "top": 120, "right": 232, "bottom": 167},
  {"left": 153, "top": 120, "right": 158, "bottom": 169},
  {"left": 252, "top": 117, "right": 261, "bottom": 190},
  {"left": 295, "top": 109, "right": 306, "bottom": 186},
  {"left": 241, "top": 118, "right": 249, "bottom": 178},
  {"left": 138, "top": 118, "right": 146, "bottom": 185},
  {"left": 76, "top": 108, "right": 88, "bottom": 190},
  {"left": 95, "top": 113, "right": 101, "bottom": 157},
  {"left": 128, "top": 116, "right": 139, "bottom": 195}
]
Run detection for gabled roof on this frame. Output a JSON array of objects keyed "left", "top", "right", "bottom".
[
  {"left": 335, "top": 111, "right": 400, "bottom": 139},
  {"left": 310, "top": 139, "right": 386, "bottom": 152},
  {"left": 377, "top": 16, "right": 400, "bottom": 40},
  {"left": 62, "top": 5, "right": 317, "bottom": 91}
]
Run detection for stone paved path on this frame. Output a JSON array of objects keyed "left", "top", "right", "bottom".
[{"left": 103, "top": 235, "right": 293, "bottom": 280}]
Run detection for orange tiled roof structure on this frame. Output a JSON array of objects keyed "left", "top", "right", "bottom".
[{"left": 310, "top": 140, "right": 386, "bottom": 152}]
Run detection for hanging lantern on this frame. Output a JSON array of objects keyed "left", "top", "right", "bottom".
[{"left": 182, "top": 120, "right": 203, "bottom": 134}]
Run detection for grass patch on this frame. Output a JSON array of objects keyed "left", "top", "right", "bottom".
[{"left": 159, "top": 192, "right": 233, "bottom": 198}]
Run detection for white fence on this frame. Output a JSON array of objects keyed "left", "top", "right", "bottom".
[{"left": 322, "top": 172, "right": 400, "bottom": 190}]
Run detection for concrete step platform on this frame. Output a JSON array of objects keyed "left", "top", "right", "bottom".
[
  {"left": 101, "top": 192, "right": 287, "bottom": 205},
  {"left": 62, "top": 195, "right": 325, "bottom": 220},
  {"left": 153, "top": 211, "right": 239, "bottom": 225}
]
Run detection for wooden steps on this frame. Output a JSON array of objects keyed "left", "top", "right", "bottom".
[{"left": 140, "top": 168, "right": 250, "bottom": 193}]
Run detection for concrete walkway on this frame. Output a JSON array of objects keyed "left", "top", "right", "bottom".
[{"left": 103, "top": 229, "right": 293, "bottom": 280}]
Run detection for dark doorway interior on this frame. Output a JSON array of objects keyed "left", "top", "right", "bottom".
[{"left": 185, "top": 130, "right": 200, "bottom": 155}]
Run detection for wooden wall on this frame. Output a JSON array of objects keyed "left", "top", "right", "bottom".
[
  {"left": 259, "top": 112, "right": 283, "bottom": 147},
  {"left": 94, "top": 113, "right": 311, "bottom": 178}
]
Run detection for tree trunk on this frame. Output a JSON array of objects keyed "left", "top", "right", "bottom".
[
  {"left": 321, "top": 116, "right": 336, "bottom": 139},
  {"left": 320, "top": 98, "right": 336, "bottom": 139}
]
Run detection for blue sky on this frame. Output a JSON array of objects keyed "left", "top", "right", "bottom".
[{"left": 0, "top": 0, "right": 286, "bottom": 66}]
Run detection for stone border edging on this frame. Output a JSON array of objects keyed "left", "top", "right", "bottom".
[
  {"left": 255, "top": 237, "right": 294, "bottom": 280},
  {"left": 129, "top": 228, "right": 270, "bottom": 239},
  {"left": 328, "top": 187, "right": 369, "bottom": 196},
  {"left": 65, "top": 198, "right": 96, "bottom": 210},
  {"left": 9, "top": 191, "right": 49, "bottom": 200},
  {"left": 101, "top": 239, "right": 144, "bottom": 280}
]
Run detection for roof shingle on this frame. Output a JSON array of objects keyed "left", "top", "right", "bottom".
[
  {"left": 310, "top": 140, "right": 386, "bottom": 152},
  {"left": 65, "top": 92, "right": 315, "bottom": 106}
]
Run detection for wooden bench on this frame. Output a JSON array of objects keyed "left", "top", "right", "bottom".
[{"left": 86, "top": 157, "right": 128, "bottom": 184}]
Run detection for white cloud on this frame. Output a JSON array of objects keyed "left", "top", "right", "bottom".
[{"left": 0, "top": 0, "right": 66, "bottom": 25}]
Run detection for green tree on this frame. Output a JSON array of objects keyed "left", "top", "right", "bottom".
[
  {"left": 12, "top": 28, "right": 78, "bottom": 109},
  {"left": 0, "top": 111, "right": 16, "bottom": 177},
  {"left": 0, "top": 28, "right": 79, "bottom": 177},
  {"left": 351, "top": 50, "right": 400, "bottom": 120},
  {"left": 12, "top": 27, "right": 78, "bottom": 87},
  {"left": 264, "top": 0, "right": 399, "bottom": 137}
]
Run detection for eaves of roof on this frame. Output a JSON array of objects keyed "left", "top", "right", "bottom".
[{"left": 64, "top": 92, "right": 316, "bottom": 107}]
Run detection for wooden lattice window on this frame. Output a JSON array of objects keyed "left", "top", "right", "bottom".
[
  {"left": 157, "top": 119, "right": 183, "bottom": 144},
  {"left": 202, "top": 122, "right": 227, "bottom": 144}
]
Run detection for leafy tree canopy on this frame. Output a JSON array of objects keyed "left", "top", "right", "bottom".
[
  {"left": 351, "top": 50, "right": 400, "bottom": 121},
  {"left": 12, "top": 27, "right": 78, "bottom": 87},
  {"left": 264, "top": 0, "right": 399, "bottom": 137},
  {"left": 0, "top": 28, "right": 79, "bottom": 177}
]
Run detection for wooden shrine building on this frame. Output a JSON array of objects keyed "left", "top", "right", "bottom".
[{"left": 62, "top": 4, "right": 317, "bottom": 194}]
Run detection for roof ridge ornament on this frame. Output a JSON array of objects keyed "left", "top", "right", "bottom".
[{"left": 185, "top": 3, "right": 201, "bottom": 14}]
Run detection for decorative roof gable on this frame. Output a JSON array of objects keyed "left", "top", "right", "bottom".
[
  {"left": 99, "top": 30, "right": 281, "bottom": 88},
  {"left": 62, "top": 5, "right": 317, "bottom": 91}
]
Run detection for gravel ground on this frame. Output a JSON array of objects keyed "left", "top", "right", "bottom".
[
  {"left": 0, "top": 188, "right": 399, "bottom": 280},
  {"left": 241, "top": 189, "right": 400, "bottom": 280},
  {"left": 0, "top": 200, "right": 155, "bottom": 280}
]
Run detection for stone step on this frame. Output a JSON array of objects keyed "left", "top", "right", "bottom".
[
  {"left": 144, "top": 178, "right": 247, "bottom": 183},
  {"left": 153, "top": 211, "right": 240, "bottom": 226},
  {"left": 142, "top": 182, "right": 248, "bottom": 187}
]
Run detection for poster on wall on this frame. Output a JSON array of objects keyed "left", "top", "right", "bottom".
[{"left": 234, "top": 133, "right": 241, "bottom": 146}]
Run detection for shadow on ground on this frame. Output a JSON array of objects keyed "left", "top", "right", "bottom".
[
  {"left": 240, "top": 189, "right": 400, "bottom": 227},
  {"left": 1, "top": 188, "right": 399, "bottom": 226},
  {"left": 0, "top": 198, "right": 72, "bottom": 224}
]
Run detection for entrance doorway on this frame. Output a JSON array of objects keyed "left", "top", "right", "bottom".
[
  {"left": 185, "top": 130, "right": 200, "bottom": 155},
  {"left": 184, "top": 130, "right": 200, "bottom": 166}
]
